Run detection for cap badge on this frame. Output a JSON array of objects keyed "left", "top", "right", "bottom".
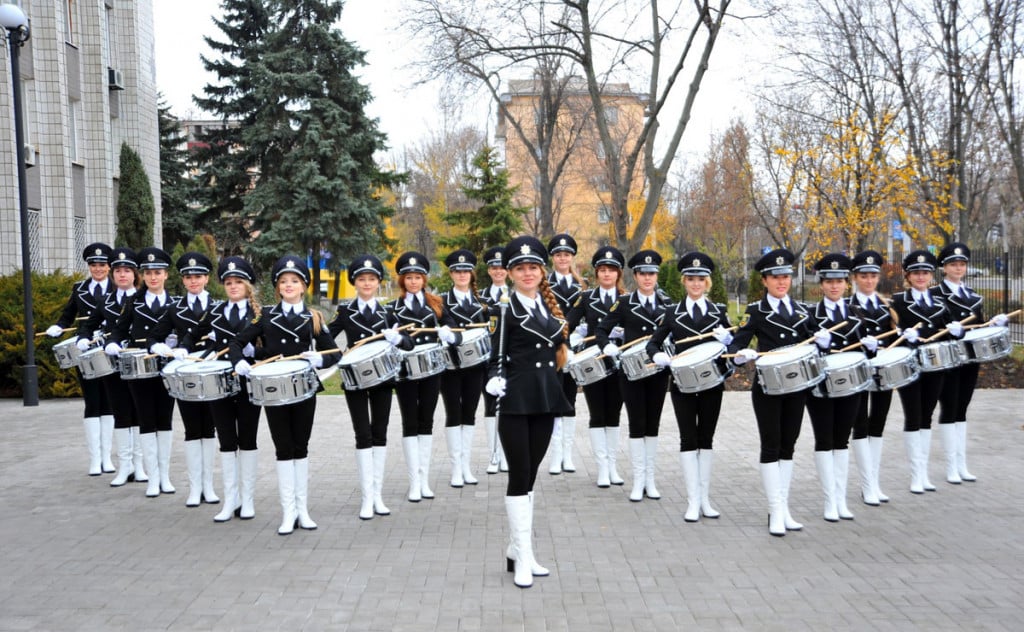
[
  {"left": 458, "top": 255, "right": 466, "bottom": 263},
  {"left": 559, "top": 238, "right": 566, "bottom": 246},
  {"left": 830, "top": 261, "right": 839, "bottom": 270},
  {"left": 954, "top": 247, "right": 962, "bottom": 255},
  {"left": 147, "top": 254, "right": 155, "bottom": 262},
  {"left": 520, "top": 244, "right": 532, "bottom": 255},
  {"left": 286, "top": 260, "right": 295, "bottom": 268},
  {"left": 364, "top": 259, "right": 372, "bottom": 268},
  {"left": 644, "top": 256, "right": 652, "bottom": 264},
  {"left": 94, "top": 248, "right": 102, "bottom": 255},
  {"left": 605, "top": 251, "right": 613, "bottom": 259},
  {"left": 495, "top": 252, "right": 502, "bottom": 260},
  {"left": 409, "top": 257, "right": 417, "bottom": 266},
  {"left": 866, "top": 256, "right": 875, "bottom": 264},
  {"left": 118, "top": 253, "right": 126, "bottom": 260},
  {"left": 917, "top": 255, "right": 925, "bottom": 263},
  {"left": 776, "top": 256, "right": 784, "bottom": 266},
  {"left": 692, "top": 258, "right": 701, "bottom": 267},
  {"left": 228, "top": 262, "right": 237, "bottom": 271},
  {"left": 188, "top": 258, "right": 197, "bottom": 267}
]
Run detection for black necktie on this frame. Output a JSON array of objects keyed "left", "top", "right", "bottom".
[
  {"left": 286, "top": 308, "right": 300, "bottom": 325},
  {"left": 411, "top": 295, "right": 422, "bottom": 313},
  {"left": 830, "top": 306, "right": 841, "bottom": 323},
  {"left": 531, "top": 304, "right": 548, "bottom": 328},
  {"left": 958, "top": 286, "right": 968, "bottom": 300},
  {"left": 692, "top": 302, "right": 703, "bottom": 321},
  {"left": 92, "top": 283, "right": 103, "bottom": 303},
  {"left": 644, "top": 299, "right": 655, "bottom": 316},
  {"left": 150, "top": 297, "right": 161, "bottom": 314},
  {"left": 916, "top": 294, "right": 928, "bottom": 309},
  {"left": 559, "top": 277, "right": 570, "bottom": 294},
  {"left": 229, "top": 304, "right": 242, "bottom": 328},
  {"left": 778, "top": 300, "right": 791, "bottom": 321},
  {"left": 362, "top": 304, "right": 374, "bottom": 321},
  {"left": 192, "top": 299, "right": 203, "bottom": 319}
]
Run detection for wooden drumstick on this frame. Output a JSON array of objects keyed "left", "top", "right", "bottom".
[
  {"left": 671, "top": 326, "right": 739, "bottom": 347},
  {"left": 888, "top": 322, "right": 925, "bottom": 348},
  {"left": 594, "top": 335, "right": 651, "bottom": 361},
  {"left": 35, "top": 327, "right": 77, "bottom": 337},
  {"left": 836, "top": 328, "right": 901, "bottom": 352},
  {"left": 280, "top": 348, "right": 344, "bottom": 362},
  {"left": 796, "top": 320, "right": 849, "bottom": 347},
  {"left": 190, "top": 348, "right": 230, "bottom": 362},
  {"left": 721, "top": 349, "right": 793, "bottom": 359},
  {"left": 234, "top": 354, "right": 283, "bottom": 375},
  {"left": 349, "top": 323, "right": 416, "bottom": 350},
  {"left": 920, "top": 313, "right": 978, "bottom": 343}
]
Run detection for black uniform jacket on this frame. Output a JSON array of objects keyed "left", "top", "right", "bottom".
[
  {"left": 728, "top": 296, "right": 816, "bottom": 354},
  {"left": 77, "top": 288, "right": 132, "bottom": 342},
  {"left": 386, "top": 295, "right": 463, "bottom": 347},
  {"left": 227, "top": 304, "right": 340, "bottom": 369},
  {"left": 487, "top": 293, "right": 573, "bottom": 416},
  {"left": 58, "top": 279, "right": 110, "bottom": 328},
  {"left": 565, "top": 287, "right": 624, "bottom": 350},
  {"left": 152, "top": 295, "right": 220, "bottom": 355},
  {"left": 930, "top": 281, "right": 984, "bottom": 323},
  {"left": 547, "top": 272, "right": 583, "bottom": 314},
  {"left": 183, "top": 301, "right": 254, "bottom": 354},
  {"left": 846, "top": 295, "right": 895, "bottom": 352},
  {"left": 327, "top": 300, "right": 413, "bottom": 351},
  {"left": 807, "top": 300, "right": 867, "bottom": 353},
  {"left": 442, "top": 290, "right": 488, "bottom": 326},
  {"left": 110, "top": 292, "right": 176, "bottom": 349},
  {"left": 888, "top": 290, "right": 963, "bottom": 346},
  {"left": 478, "top": 284, "right": 509, "bottom": 308},
  {"left": 647, "top": 299, "right": 731, "bottom": 360},
  {"left": 594, "top": 290, "right": 668, "bottom": 349}
]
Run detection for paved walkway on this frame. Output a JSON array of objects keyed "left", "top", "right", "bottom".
[{"left": 0, "top": 389, "right": 1021, "bottom": 631}]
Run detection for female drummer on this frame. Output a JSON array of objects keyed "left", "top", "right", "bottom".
[
  {"left": 182, "top": 256, "right": 262, "bottom": 522},
  {"left": 646, "top": 252, "right": 733, "bottom": 521},
  {"left": 545, "top": 234, "right": 584, "bottom": 475},
  {"left": 440, "top": 249, "right": 489, "bottom": 488},
  {"left": 387, "top": 251, "right": 461, "bottom": 502},
  {"left": 933, "top": 243, "right": 1008, "bottom": 486},
  {"left": 76, "top": 247, "right": 145, "bottom": 487},
  {"left": 727, "top": 248, "right": 826, "bottom": 536},
  {"left": 479, "top": 246, "right": 510, "bottom": 473},
  {"left": 46, "top": 243, "right": 115, "bottom": 476},
  {"left": 328, "top": 254, "right": 412, "bottom": 520},
  {"left": 595, "top": 250, "right": 671, "bottom": 503},
  {"left": 565, "top": 246, "right": 627, "bottom": 488},
  {"left": 890, "top": 249, "right": 963, "bottom": 495},
  {"left": 230, "top": 256, "right": 340, "bottom": 535},
  {"left": 805, "top": 253, "right": 868, "bottom": 522},
  {"left": 151, "top": 252, "right": 220, "bottom": 508},
  {"left": 849, "top": 250, "right": 895, "bottom": 506},
  {"left": 484, "top": 236, "right": 573, "bottom": 589},
  {"left": 106, "top": 247, "right": 178, "bottom": 498}
]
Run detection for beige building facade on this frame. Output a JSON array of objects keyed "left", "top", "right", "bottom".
[{"left": 0, "top": 0, "right": 159, "bottom": 274}]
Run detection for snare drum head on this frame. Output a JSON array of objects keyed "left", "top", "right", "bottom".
[
  {"left": 571, "top": 346, "right": 603, "bottom": 364},
  {"left": 963, "top": 325, "right": 1007, "bottom": 341},
  {"left": 671, "top": 342, "right": 724, "bottom": 367},
  {"left": 342, "top": 341, "right": 391, "bottom": 364},
  {"left": 403, "top": 343, "right": 442, "bottom": 356},
  {"left": 162, "top": 359, "right": 189, "bottom": 376},
  {"left": 460, "top": 328, "right": 488, "bottom": 343},
  {"left": 871, "top": 346, "right": 913, "bottom": 365},
  {"left": 825, "top": 352, "right": 867, "bottom": 369},
  {"left": 756, "top": 345, "right": 814, "bottom": 366},
  {"left": 178, "top": 360, "right": 231, "bottom": 375},
  {"left": 621, "top": 344, "right": 648, "bottom": 358},
  {"left": 251, "top": 359, "right": 311, "bottom": 377}
]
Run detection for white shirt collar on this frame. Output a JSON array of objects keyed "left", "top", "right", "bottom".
[
  {"left": 637, "top": 290, "right": 656, "bottom": 306},
  {"left": 685, "top": 297, "right": 707, "bottom": 311},
  {"left": 767, "top": 295, "right": 790, "bottom": 312},
  {"left": 515, "top": 291, "right": 543, "bottom": 314},
  {"left": 823, "top": 297, "right": 845, "bottom": 313},
  {"left": 404, "top": 291, "right": 424, "bottom": 310},
  {"left": 943, "top": 279, "right": 962, "bottom": 293},
  {"left": 90, "top": 280, "right": 107, "bottom": 292},
  {"left": 145, "top": 290, "right": 166, "bottom": 305},
  {"left": 855, "top": 291, "right": 876, "bottom": 307},
  {"left": 911, "top": 289, "right": 931, "bottom": 305},
  {"left": 189, "top": 291, "right": 209, "bottom": 309},
  {"left": 228, "top": 299, "right": 248, "bottom": 312},
  {"left": 555, "top": 273, "right": 572, "bottom": 284},
  {"left": 280, "top": 301, "right": 303, "bottom": 315},
  {"left": 452, "top": 288, "right": 471, "bottom": 303},
  {"left": 357, "top": 298, "right": 377, "bottom": 312}
]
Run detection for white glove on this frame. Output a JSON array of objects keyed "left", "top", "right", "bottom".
[
  {"left": 46, "top": 325, "right": 64, "bottom": 338},
  {"left": 610, "top": 326, "right": 625, "bottom": 340},
  {"left": 733, "top": 348, "right": 758, "bottom": 365},
  {"left": 901, "top": 328, "right": 920, "bottom": 344},
  {"left": 242, "top": 342, "right": 256, "bottom": 358},
  {"left": 301, "top": 350, "right": 324, "bottom": 369},
  {"left": 165, "top": 333, "right": 178, "bottom": 349},
  {"left": 485, "top": 377, "right": 507, "bottom": 397},
  {"left": 76, "top": 338, "right": 92, "bottom": 351},
  {"left": 172, "top": 348, "right": 188, "bottom": 360},
  {"left": 575, "top": 322, "right": 588, "bottom": 337},
  {"left": 234, "top": 360, "right": 251, "bottom": 376},
  {"left": 382, "top": 326, "right": 402, "bottom": 346},
  {"left": 814, "top": 329, "right": 832, "bottom": 349},
  {"left": 150, "top": 342, "right": 172, "bottom": 356},
  {"left": 569, "top": 332, "right": 584, "bottom": 348},
  {"left": 860, "top": 336, "right": 878, "bottom": 353},
  {"left": 947, "top": 321, "right": 963, "bottom": 337},
  {"left": 991, "top": 313, "right": 1008, "bottom": 327},
  {"left": 652, "top": 352, "right": 672, "bottom": 367},
  {"left": 437, "top": 325, "right": 457, "bottom": 344},
  {"left": 712, "top": 326, "right": 733, "bottom": 345},
  {"left": 602, "top": 343, "right": 620, "bottom": 357},
  {"left": 104, "top": 342, "right": 121, "bottom": 356},
  {"left": 564, "top": 349, "right": 575, "bottom": 364}
]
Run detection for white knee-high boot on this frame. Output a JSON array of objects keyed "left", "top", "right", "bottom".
[
  {"left": 461, "top": 425, "right": 478, "bottom": 485},
  {"left": 403, "top": 436, "right": 421, "bottom": 502},
  {"left": 131, "top": 427, "right": 148, "bottom": 483},
  {"left": 294, "top": 458, "right": 316, "bottom": 530},
  {"left": 643, "top": 436, "right": 660, "bottom": 499},
  {"left": 560, "top": 417, "right": 576, "bottom": 472},
  {"left": 201, "top": 438, "right": 220, "bottom": 503},
  {"left": 446, "top": 426, "right": 464, "bottom": 488},
  {"left": 589, "top": 428, "right": 610, "bottom": 488},
  {"left": 276, "top": 460, "right": 297, "bottom": 535},
  {"left": 903, "top": 431, "right": 924, "bottom": 493},
  {"left": 814, "top": 451, "right": 839, "bottom": 522},
  {"left": 140, "top": 432, "right": 161, "bottom": 497},
  {"left": 99, "top": 415, "right": 116, "bottom": 473},
  {"left": 680, "top": 451, "right": 701, "bottom": 522},
  {"left": 238, "top": 449, "right": 258, "bottom": 519},
  {"left": 698, "top": 449, "right": 720, "bottom": 518},
  {"left": 868, "top": 436, "right": 888, "bottom": 502},
  {"left": 372, "top": 446, "right": 390, "bottom": 515},
  {"left": 157, "top": 430, "right": 175, "bottom": 494},
  {"left": 505, "top": 495, "right": 535, "bottom": 588},
  {"left": 939, "top": 423, "right": 962, "bottom": 484},
  {"left": 418, "top": 435, "right": 435, "bottom": 499},
  {"left": 356, "top": 448, "right": 374, "bottom": 520},
  {"left": 548, "top": 418, "right": 563, "bottom": 474},
  {"left": 83, "top": 417, "right": 102, "bottom": 476},
  {"left": 606, "top": 426, "right": 624, "bottom": 485},
  {"left": 184, "top": 439, "right": 204, "bottom": 507},
  {"left": 628, "top": 438, "right": 645, "bottom": 502},
  {"left": 779, "top": 459, "right": 803, "bottom": 530},
  {"left": 851, "top": 438, "right": 879, "bottom": 505},
  {"left": 760, "top": 462, "right": 785, "bottom": 537},
  {"left": 955, "top": 421, "right": 976, "bottom": 481},
  {"left": 833, "top": 449, "right": 854, "bottom": 520},
  {"left": 110, "top": 427, "right": 135, "bottom": 487},
  {"left": 214, "top": 452, "right": 239, "bottom": 522},
  {"left": 919, "top": 428, "right": 936, "bottom": 491}
]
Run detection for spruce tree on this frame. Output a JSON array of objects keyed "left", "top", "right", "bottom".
[
  {"left": 116, "top": 143, "right": 155, "bottom": 249},
  {"left": 158, "top": 96, "right": 193, "bottom": 250}
]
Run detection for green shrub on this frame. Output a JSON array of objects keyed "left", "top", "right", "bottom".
[
  {"left": 709, "top": 265, "right": 728, "bottom": 304},
  {"left": 747, "top": 269, "right": 764, "bottom": 304},
  {"left": 658, "top": 260, "right": 684, "bottom": 303}
]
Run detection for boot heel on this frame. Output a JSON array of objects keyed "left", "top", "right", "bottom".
[{"left": 506, "top": 557, "right": 515, "bottom": 573}]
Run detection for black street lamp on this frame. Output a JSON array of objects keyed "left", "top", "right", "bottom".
[{"left": 1, "top": 4, "right": 37, "bottom": 406}]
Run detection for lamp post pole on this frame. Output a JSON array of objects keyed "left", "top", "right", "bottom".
[{"left": 3, "top": 6, "right": 37, "bottom": 405}]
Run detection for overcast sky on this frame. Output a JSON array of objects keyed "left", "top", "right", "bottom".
[{"left": 153, "top": 1, "right": 764, "bottom": 162}]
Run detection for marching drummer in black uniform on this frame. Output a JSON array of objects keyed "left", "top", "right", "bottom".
[
  {"left": 566, "top": 246, "right": 628, "bottom": 488},
  {"left": 440, "top": 249, "right": 489, "bottom": 488},
  {"left": 479, "top": 246, "right": 510, "bottom": 473},
  {"left": 805, "top": 253, "right": 868, "bottom": 522},
  {"left": 387, "top": 251, "right": 462, "bottom": 502},
  {"left": 484, "top": 236, "right": 573, "bottom": 588},
  {"left": 647, "top": 251, "right": 733, "bottom": 521},
  {"left": 595, "top": 249, "right": 671, "bottom": 503},
  {"left": 230, "top": 256, "right": 340, "bottom": 535},
  {"left": 932, "top": 243, "right": 1008, "bottom": 485},
  {"left": 889, "top": 249, "right": 964, "bottom": 495},
  {"left": 545, "top": 234, "right": 584, "bottom": 475},
  {"left": 328, "top": 254, "right": 412, "bottom": 519},
  {"left": 182, "top": 256, "right": 263, "bottom": 522},
  {"left": 47, "top": 243, "right": 115, "bottom": 476},
  {"left": 106, "top": 247, "right": 178, "bottom": 498},
  {"left": 848, "top": 250, "right": 895, "bottom": 506},
  {"left": 727, "top": 248, "right": 824, "bottom": 536},
  {"left": 74, "top": 246, "right": 144, "bottom": 486}
]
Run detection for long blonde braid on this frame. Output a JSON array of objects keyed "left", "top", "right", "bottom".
[{"left": 539, "top": 275, "right": 569, "bottom": 370}]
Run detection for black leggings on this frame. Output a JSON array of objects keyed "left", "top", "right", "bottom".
[
  {"left": 806, "top": 393, "right": 858, "bottom": 451},
  {"left": 79, "top": 369, "right": 112, "bottom": 418},
  {"left": 621, "top": 372, "right": 670, "bottom": 438},
  {"left": 852, "top": 389, "right": 892, "bottom": 439},
  {"left": 751, "top": 380, "right": 806, "bottom": 463},
  {"left": 498, "top": 413, "right": 554, "bottom": 496},
  {"left": 582, "top": 373, "right": 623, "bottom": 428},
  {"left": 396, "top": 374, "right": 441, "bottom": 436},
  {"left": 440, "top": 365, "right": 486, "bottom": 427},
  {"left": 265, "top": 396, "right": 316, "bottom": 460},
  {"left": 897, "top": 371, "right": 944, "bottom": 432},
  {"left": 559, "top": 372, "right": 577, "bottom": 416},
  {"left": 938, "top": 363, "right": 979, "bottom": 424},
  {"left": 128, "top": 377, "right": 174, "bottom": 434},
  {"left": 101, "top": 374, "right": 137, "bottom": 429},
  {"left": 177, "top": 400, "right": 217, "bottom": 442},
  {"left": 209, "top": 383, "right": 261, "bottom": 452},
  {"left": 344, "top": 382, "right": 393, "bottom": 449},
  {"left": 669, "top": 384, "right": 723, "bottom": 451}
]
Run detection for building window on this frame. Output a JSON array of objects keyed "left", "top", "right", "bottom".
[
  {"left": 20, "top": 79, "right": 33, "bottom": 146},
  {"left": 604, "top": 106, "right": 618, "bottom": 126},
  {"left": 66, "top": 0, "right": 82, "bottom": 46},
  {"left": 69, "top": 100, "right": 84, "bottom": 163},
  {"left": 598, "top": 205, "right": 612, "bottom": 224}
]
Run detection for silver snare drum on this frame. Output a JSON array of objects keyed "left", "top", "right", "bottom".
[
  {"left": 813, "top": 351, "right": 871, "bottom": 398},
  {"left": 958, "top": 326, "right": 1011, "bottom": 363},
  {"left": 399, "top": 344, "right": 447, "bottom": 381},
  {"left": 916, "top": 340, "right": 962, "bottom": 372},
  {"left": 247, "top": 360, "right": 318, "bottom": 406},
  {"left": 669, "top": 341, "right": 729, "bottom": 394},
  {"left": 175, "top": 361, "right": 239, "bottom": 401},
  {"left": 869, "top": 346, "right": 919, "bottom": 391},
  {"left": 620, "top": 343, "right": 662, "bottom": 382},
  {"left": 161, "top": 359, "right": 191, "bottom": 398},
  {"left": 567, "top": 345, "right": 617, "bottom": 386},
  {"left": 340, "top": 341, "right": 401, "bottom": 390},
  {"left": 755, "top": 345, "right": 826, "bottom": 395},
  {"left": 78, "top": 347, "right": 117, "bottom": 379},
  {"left": 53, "top": 338, "right": 84, "bottom": 369},
  {"left": 443, "top": 328, "right": 492, "bottom": 370},
  {"left": 119, "top": 349, "right": 163, "bottom": 380}
]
